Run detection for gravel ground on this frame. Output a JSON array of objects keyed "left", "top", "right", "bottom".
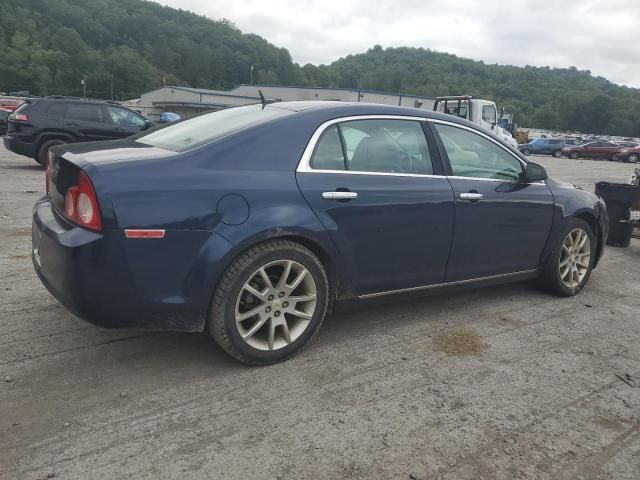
[{"left": 1, "top": 145, "right": 639, "bottom": 480}]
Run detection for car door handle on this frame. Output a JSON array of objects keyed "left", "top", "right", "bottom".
[
  {"left": 459, "top": 192, "right": 484, "bottom": 201},
  {"left": 322, "top": 191, "right": 358, "bottom": 200}
]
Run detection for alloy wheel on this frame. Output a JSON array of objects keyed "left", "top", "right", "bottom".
[
  {"left": 628, "top": 154, "right": 639, "bottom": 163},
  {"left": 559, "top": 228, "right": 591, "bottom": 289},
  {"left": 235, "top": 260, "right": 317, "bottom": 351},
  {"left": 553, "top": 150, "right": 562, "bottom": 158}
]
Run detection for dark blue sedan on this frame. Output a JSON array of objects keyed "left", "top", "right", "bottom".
[{"left": 33, "top": 102, "right": 608, "bottom": 364}]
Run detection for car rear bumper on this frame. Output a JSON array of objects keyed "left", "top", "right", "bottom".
[
  {"left": 32, "top": 197, "right": 227, "bottom": 332},
  {"left": 4, "top": 133, "right": 36, "bottom": 158}
]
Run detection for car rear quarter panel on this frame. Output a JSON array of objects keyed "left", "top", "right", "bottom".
[{"left": 84, "top": 114, "right": 352, "bottom": 331}]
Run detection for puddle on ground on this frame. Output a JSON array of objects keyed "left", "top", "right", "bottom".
[{"left": 433, "top": 327, "right": 484, "bottom": 356}]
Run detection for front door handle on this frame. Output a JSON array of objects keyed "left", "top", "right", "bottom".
[
  {"left": 322, "top": 191, "right": 358, "bottom": 201},
  {"left": 459, "top": 192, "right": 484, "bottom": 201}
]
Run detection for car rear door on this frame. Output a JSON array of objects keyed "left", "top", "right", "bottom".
[
  {"left": 431, "top": 121, "right": 554, "bottom": 281},
  {"left": 296, "top": 116, "right": 455, "bottom": 296},
  {"left": 65, "top": 103, "right": 115, "bottom": 142}
]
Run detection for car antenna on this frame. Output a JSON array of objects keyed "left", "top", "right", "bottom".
[{"left": 258, "top": 89, "right": 276, "bottom": 109}]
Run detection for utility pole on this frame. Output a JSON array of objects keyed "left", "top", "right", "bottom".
[
  {"left": 81, "top": 76, "right": 86, "bottom": 98},
  {"left": 250, "top": 65, "right": 254, "bottom": 85},
  {"left": 110, "top": 75, "right": 114, "bottom": 101}
]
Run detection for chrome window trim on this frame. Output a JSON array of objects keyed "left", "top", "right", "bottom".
[
  {"left": 295, "top": 114, "right": 538, "bottom": 182},
  {"left": 296, "top": 115, "right": 440, "bottom": 178}
]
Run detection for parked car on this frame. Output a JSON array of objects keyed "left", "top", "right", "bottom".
[
  {"left": 0, "top": 98, "right": 22, "bottom": 112},
  {"left": 613, "top": 144, "right": 640, "bottom": 163},
  {"left": 518, "top": 138, "right": 579, "bottom": 157},
  {"left": 613, "top": 141, "right": 638, "bottom": 148},
  {"left": 0, "top": 108, "right": 11, "bottom": 135},
  {"left": 562, "top": 141, "right": 622, "bottom": 160},
  {"left": 33, "top": 102, "right": 608, "bottom": 365},
  {"left": 3, "top": 96, "right": 153, "bottom": 165}
]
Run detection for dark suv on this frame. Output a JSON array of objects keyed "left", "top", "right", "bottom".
[
  {"left": 518, "top": 138, "right": 579, "bottom": 157},
  {"left": 3, "top": 97, "right": 152, "bottom": 165}
]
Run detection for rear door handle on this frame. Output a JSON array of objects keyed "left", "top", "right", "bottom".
[
  {"left": 459, "top": 192, "right": 484, "bottom": 201},
  {"left": 322, "top": 191, "right": 358, "bottom": 200}
]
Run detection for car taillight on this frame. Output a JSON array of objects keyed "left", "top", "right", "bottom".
[
  {"left": 62, "top": 171, "right": 102, "bottom": 231},
  {"left": 12, "top": 113, "right": 28, "bottom": 121}
]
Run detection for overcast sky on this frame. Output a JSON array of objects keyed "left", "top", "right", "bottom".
[{"left": 157, "top": 0, "right": 640, "bottom": 88}]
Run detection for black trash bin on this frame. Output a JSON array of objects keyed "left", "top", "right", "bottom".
[{"left": 595, "top": 181, "right": 640, "bottom": 247}]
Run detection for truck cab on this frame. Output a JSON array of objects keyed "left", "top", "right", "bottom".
[{"left": 433, "top": 96, "right": 518, "bottom": 149}]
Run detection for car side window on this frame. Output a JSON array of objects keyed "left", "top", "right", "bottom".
[
  {"left": 66, "top": 104, "right": 104, "bottom": 123},
  {"left": 310, "top": 125, "right": 346, "bottom": 171},
  {"left": 107, "top": 106, "right": 145, "bottom": 127},
  {"left": 47, "top": 103, "right": 67, "bottom": 117},
  {"left": 434, "top": 123, "right": 524, "bottom": 181},
  {"left": 339, "top": 119, "right": 433, "bottom": 174}
]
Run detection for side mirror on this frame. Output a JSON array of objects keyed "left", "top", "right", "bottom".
[
  {"left": 523, "top": 162, "right": 547, "bottom": 182},
  {"left": 143, "top": 119, "right": 153, "bottom": 130}
]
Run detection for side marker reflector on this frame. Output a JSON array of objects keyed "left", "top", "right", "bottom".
[{"left": 125, "top": 229, "right": 166, "bottom": 239}]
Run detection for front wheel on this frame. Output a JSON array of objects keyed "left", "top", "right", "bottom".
[
  {"left": 628, "top": 153, "right": 639, "bottom": 163},
  {"left": 569, "top": 152, "right": 579, "bottom": 160},
  {"left": 208, "top": 240, "right": 329, "bottom": 365},
  {"left": 552, "top": 150, "right": 562, "bottom": 158},
  {"left": 538, "top": 219, "right": 595, "bottom": 296},
  {"left": 521, "top": 148, "right": 531, "bottom": 156}
]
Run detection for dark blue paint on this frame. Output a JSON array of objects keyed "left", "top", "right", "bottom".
[{"left": 32, "top": 102, "right": 608, "bottom": 332}]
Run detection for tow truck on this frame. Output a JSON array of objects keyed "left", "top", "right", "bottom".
[{"left": 431, "top": 96, "right": 519, "bottom": 149}]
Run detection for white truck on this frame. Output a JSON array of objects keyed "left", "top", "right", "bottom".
[{"left": 430, "top": 95, "right": 519, "bottom": 149}]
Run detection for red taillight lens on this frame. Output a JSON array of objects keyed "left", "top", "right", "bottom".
[
  {"left": 61, "top": 171, "right": 101, "bottom": 231},
  {"left": 12, "top": 113, "right": 28, "bottom": 121},
  {"left": 76, "top": 171, "right": 101, "bottom": 231}
]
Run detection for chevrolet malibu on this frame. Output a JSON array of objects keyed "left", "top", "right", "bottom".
[{"left": 33, "top": 102, "right": 608, "bottom": 365}]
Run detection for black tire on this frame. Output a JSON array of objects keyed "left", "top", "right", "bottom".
[
  {"left": 537, "top": 218, "right": 596, "bottom": 297},
  {"left": 628, "top": 153, "right": 639, "bottom": 164},
  {"left": 569, "top": 152, "right": 579, "bottom": 160},
  {"left": 522, "top": 148, "right": 531, "bottom": 156},
  {"left": 208, "top": 239, "right": 330, "bottom": 365},
  {"left": 552, "top": 150, "right": 562, "bottom": 158},
  {"left": 36, "top": 139, "right": 67, "bottom": 166}
]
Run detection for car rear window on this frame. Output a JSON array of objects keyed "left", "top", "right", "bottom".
[{"left": 136, "top": 104, "right": 292, "bottom": 152}]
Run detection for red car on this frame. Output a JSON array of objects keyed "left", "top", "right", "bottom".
[
  {"left": 562, "top": 141, "right": 622, "bottom": 160},
  {"left": 0, "top": 98, "right": 22, "bottom": 112},
  {"left": 612, "top": 145, "right": 640, "bottom": 163}
]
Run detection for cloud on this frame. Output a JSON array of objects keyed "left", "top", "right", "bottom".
[{"left": 156, "top": 0, "right": 640, "bottom": 87}]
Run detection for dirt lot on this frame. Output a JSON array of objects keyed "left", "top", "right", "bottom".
[{"left": 1, "top": 145, "right": 639, "bottom": 480}]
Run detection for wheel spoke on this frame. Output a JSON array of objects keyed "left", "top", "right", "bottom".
[
  {"left": 288, "top": 269, "right": 307, "bottom": 292},
  {"left": 236, "top": 305, "right": 263, "bottom": 322},
  {"left": 267, "top": 318, "right": 275, "bottom": 351},
  {"left": 281, "top": 321, "right": 292, "bottom": 344},
  {"left": 292, "top": 309, "right": 313, "bottom": 320},
  {"left": 560, "top": 263, "right": 571, "bottom": 280},
  {"left": 243, "top": 283, "right": 267, "bottom": 302},
  {"left": 289, "top": 293, "right": 317, "bottom": 304},
  {"left": 276, "top": 261, "right": 293, "bottom": 290},
  {"left": 242, "top": 315, "right": 269, "bottom": 339},
  {"left": 258, "top": 267, "right": 274, "bottom": 290},
  {"left": 559, "top": 257, "right": 571, "bottom": 268}
]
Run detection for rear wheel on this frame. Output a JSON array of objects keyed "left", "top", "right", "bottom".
[
  {"left": 208, "top": 240, "right": 329, "bottom": 365},
  {"left": 569, "top": 152, "right": 579, "bottom": 160},
  {"left": 538, "top": 218, "right": 595, "bottom": 296},
  {"left": 552, "top": 150, "right": 562, "bottom": 158},
  {"left": 628, "top": 153, "right": 639, "bottom": 163},
  {"left": 522, "top": 148, "right": 531, "bottom": 156},
  {"left": 36, "top": 139, "right": 67, "bottom": 166}
]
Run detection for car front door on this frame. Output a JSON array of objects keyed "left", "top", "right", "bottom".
[
  {"left": 106, "top": 106, "right": 147, "bottom": 138},
  {"left": 296, "top": 117, "right": 455, "bottom": 295},
  {"left": 431, "top": 121, "right": 555, "bottom": 281}
]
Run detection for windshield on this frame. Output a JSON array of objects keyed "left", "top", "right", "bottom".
[{"left": 136, "top": 104, "right": 291, "bottom": 152}]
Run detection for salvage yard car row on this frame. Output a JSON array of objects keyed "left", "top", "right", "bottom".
[{"left": 519, "top": 137, "right": 640, "bottom": 163}]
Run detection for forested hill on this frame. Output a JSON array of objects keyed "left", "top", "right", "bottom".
[{"left": 1, "top": 0, "right": 639, "bottom": 136}]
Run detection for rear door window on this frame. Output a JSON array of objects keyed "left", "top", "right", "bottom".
[
  {"left": 66, "top": 104, "right": 104, "bottom": 123},
  {"left": 47, "top": 103, "right": 67, "bottom": 117}
]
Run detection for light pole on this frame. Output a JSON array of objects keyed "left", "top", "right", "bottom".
[
  {"left": 81, "top": 76, "right": 86, "bottom": 98},
  {"left": 250, "top": 65, "right": 254, "bottom": 85}
]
